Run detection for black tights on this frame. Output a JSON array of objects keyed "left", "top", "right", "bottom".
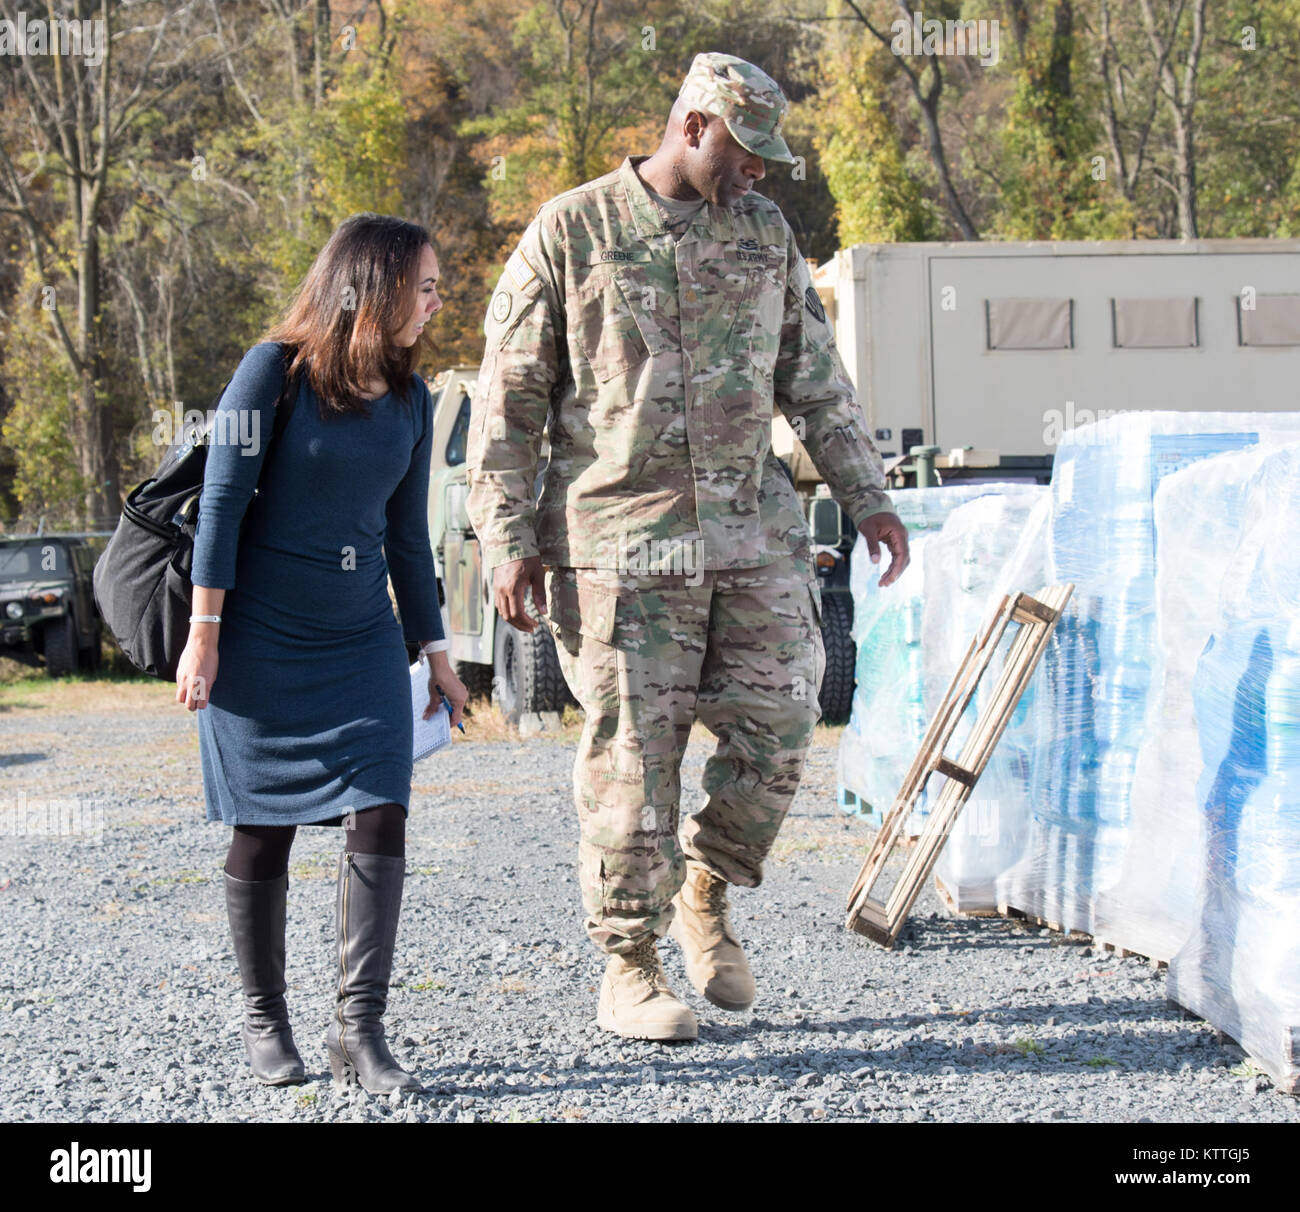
[{"left": 223, "top": 803, "right": 406, "bottom": 881}]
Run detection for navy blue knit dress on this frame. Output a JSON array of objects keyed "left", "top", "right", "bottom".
[{"left": 191, "top": 341, "right": 446, "bottom": 826}]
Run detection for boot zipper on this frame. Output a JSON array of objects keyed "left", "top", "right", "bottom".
[{"left": 337, "top": 852, "right": 354, "bottom": 1067}]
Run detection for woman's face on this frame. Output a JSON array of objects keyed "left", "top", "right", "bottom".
[{"left": 395, "top": 243, "right": 441, "bottom": 347}]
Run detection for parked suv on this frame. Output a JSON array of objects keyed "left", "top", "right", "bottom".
[{"left": 0, "top": 536, "right": 104, "bottom": 676}]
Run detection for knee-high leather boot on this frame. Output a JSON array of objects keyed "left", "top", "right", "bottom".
[
  {"left": 224, "top": 870, "right": 306, "bottom": 1085},
  {"left": 324, "top": 852, "right": 423, "bottom": 1094}
]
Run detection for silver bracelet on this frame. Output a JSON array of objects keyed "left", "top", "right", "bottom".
[{"left": 190, "top": 614, "right": 222, "bottom": 624}]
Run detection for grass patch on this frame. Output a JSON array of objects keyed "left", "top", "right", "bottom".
[
  {"left": 0, "top": 658, "right": 171, "bottom": 711},
  {"left": 1228, "top": 1060, "right": 1265, "bottom": 1078},
  {"left": 149, "top": 869, "right": 210, "bottom": 886},
  {"left": 290, "top": 852, "right": 339, "bottom": 881},
  {"left": 1013, "top": 1037, "right": 1046, "bottom": 1057},
  {"left": 410, "top": 979, "right": 446, "bottom": 992}
]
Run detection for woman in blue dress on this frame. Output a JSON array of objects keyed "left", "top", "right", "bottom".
[{"left": 174, "top": 213, "right": 468, "bottom": 1096}]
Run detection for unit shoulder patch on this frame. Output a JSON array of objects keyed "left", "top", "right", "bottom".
[{"left": 805, "top": 286, "right": 827, "bottom": 324}]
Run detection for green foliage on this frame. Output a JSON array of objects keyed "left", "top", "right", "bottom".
[
  {"left": 809, "top": 35, "right": 938, "bottom": 245},
  {"left": 993, "top": 69, "right": 1135, "bottom": 240},
  {"left": 8, "top": 0, "right": 1300, "bottom": 528},
  {"left": 310, "top": 56, "right": 409, "bottom": 233},
  {"left": 459, "top": 1, "right": 679, "bottom": 227},
  {"left": 1200, "top": 1, "right": 1300, "bottom": 237},
  {"left": 0, "top": 263, "right": 90, "bottom": 523}
]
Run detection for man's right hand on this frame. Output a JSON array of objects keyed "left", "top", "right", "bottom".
[{"left": 493, "top": 555, "right": 547, "bottom": 632}]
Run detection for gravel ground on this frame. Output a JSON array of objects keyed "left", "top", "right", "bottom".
[{"left": 1, "top": 675, "right": 1298, "bottom": 1124}]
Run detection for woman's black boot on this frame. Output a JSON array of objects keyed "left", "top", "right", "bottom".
[
  {"left": 224, "top": 870, "right": 306, "bottom": 1085},
  {"left": 324, "top": 852, "right": 423, "bottom": 1094}
]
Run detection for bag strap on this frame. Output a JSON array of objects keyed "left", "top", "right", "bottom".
[
  {"left": 267, "top": 341, "right": 299, "bottom": 449},
  {"left": 253, "top": 342, "right": 299, "bottom": 492}
]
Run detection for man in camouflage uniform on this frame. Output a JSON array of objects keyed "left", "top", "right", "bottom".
[{"left": 467, "top": 52, "right": 909, "bottom": 1041}]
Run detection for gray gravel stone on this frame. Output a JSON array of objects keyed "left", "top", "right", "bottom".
[{"left": 2, "top": 690, "right": 1298, "bottom": 1122}]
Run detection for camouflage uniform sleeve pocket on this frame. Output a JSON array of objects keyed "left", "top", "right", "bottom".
[
  {"left": 789, "top": 254, "right": 835, "bottom": 353},
  {"left": 546, "top": 570, "right": 618, "bottom": 644},
  {"left": 484, "top": 274, "right": 543, "bottom": 350}
]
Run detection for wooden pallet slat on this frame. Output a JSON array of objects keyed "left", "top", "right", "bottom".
[{"left": 845, "top": 583, "right": 1075, "bottom": 948}]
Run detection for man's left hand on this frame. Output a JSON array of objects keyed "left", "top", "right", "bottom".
[{"left": 859, "top": 511, "right": 910, "bottom": 588}]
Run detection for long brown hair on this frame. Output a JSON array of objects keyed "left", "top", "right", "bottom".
[{"left": 264, "top": 213, "right": 432, "bottom": 418}]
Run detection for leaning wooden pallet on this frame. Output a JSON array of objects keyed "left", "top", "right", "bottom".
[{"left": 845, "top": 583, "right": 1074, "bottom": 947}]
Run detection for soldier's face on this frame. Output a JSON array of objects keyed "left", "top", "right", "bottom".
[{"left": 686, "top": 112, "right": 766, "bottom": 207}]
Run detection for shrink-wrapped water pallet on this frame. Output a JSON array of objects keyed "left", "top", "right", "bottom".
[
  {"left": 837, "top": 483, "right": 1045, "bottom": 835},
  {"left": 999, "top": 413, "right": 1300, "bottom": 938},
  {"left": 1164, "top": 444, "right": 1300, "bottom": 1093}
]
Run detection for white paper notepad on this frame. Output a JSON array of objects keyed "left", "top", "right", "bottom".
[{"left": 410, "top": 661, "right": 452, "bottom": 762}]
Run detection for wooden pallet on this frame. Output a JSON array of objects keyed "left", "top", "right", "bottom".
[
  {"left": 1095, "top": 937, "right": 1167, "bottom": 966},
  {"left": 999, "top": 906, "right": 1167, "bottom": 964},
  {"left": 845, "top": 585, "right": 1074, "bottom": 948},
  {"left": 933, "top": 874, "right": 1000, "bottom": 918},
  {"left": 997, "top": 904, "right": 1071, "bottom": 935}
]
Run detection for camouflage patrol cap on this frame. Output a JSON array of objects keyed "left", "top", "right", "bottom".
[{"left": 677, "top": 52, "right": 795, "bottom": 164}]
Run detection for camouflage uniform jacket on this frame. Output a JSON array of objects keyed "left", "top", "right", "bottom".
[{"left": 466, "top": 155, "right": 893, "bottom": 572}]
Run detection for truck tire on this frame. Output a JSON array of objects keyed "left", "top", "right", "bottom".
[
  {"left": 455, "top": 659, "right": 495, "bottom": 702},
  {"left": 44, "top": 613, "right": 78, "bottom": 678},
  {"left": 492, "top": 602, "right": 569, "bottom": 725},
  {"left": 818, "top": 589, "right": 855, "bottom": 725},
  {"left": 79, "top": 622, "right": 103, "bottom": 674}
]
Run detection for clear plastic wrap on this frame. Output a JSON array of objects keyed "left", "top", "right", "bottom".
[
  {"left": 1166, "top": 444, "right": 1300, "bottom": 1093},
  {"left": 928, "top": 490, "right": 1051, "bottom": 910},
  {"left": 999, "top": 413, "right": 1300, "bottom": 936},
  {"left": 837, "top": 415, "right": 1300, "bottom": 1090},
  {"left": 1091, "top": 447, "right": 1275, "bottom": 961},
  {"left": 839, "top": 483, "right": 1045, "bottom": 839}
]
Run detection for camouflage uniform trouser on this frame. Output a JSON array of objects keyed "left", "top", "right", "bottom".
[{"left": 544, "top": 553, "right": 826, "bottom": 955}]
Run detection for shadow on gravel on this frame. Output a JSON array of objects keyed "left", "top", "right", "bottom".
[
  {"left": 881, "top": 914, "right": 1095, "bottom": 953},
  {"left": 400, "top": 998, "right": 1216, "bottom": 1099},
  {"left": 0, "top": 752, "right": 47, "bottom": 767}
]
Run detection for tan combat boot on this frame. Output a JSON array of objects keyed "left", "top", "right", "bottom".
[
  {"left": 597, "top": 935, "right": 698, "bottom": 1041},
  {"left": 669, "top": 860, "right": 756, "bottom": 1011}
]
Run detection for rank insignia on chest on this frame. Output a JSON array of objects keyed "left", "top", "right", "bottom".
[{"left": 736, "top": 238, "right": 760, "bottom": 252}]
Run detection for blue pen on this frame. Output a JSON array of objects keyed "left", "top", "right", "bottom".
[{"left": 437, "top": 688, "right": 466, "bottom": 733}]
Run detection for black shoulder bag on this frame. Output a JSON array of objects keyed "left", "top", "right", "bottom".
[{"left": 93, "top": 343, "right": 299, "bottom": 680}]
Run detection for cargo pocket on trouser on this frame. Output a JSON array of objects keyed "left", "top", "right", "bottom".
[
  {"left": 544, "top": 566, "right": 618, "bottom": 700},
  {"left": 550, "top": 569, "right": 664, "bottom": 949}
]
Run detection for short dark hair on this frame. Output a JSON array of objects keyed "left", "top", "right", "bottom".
[{"left": 265, "top": 212, "right": 433, "bottom": 418}]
